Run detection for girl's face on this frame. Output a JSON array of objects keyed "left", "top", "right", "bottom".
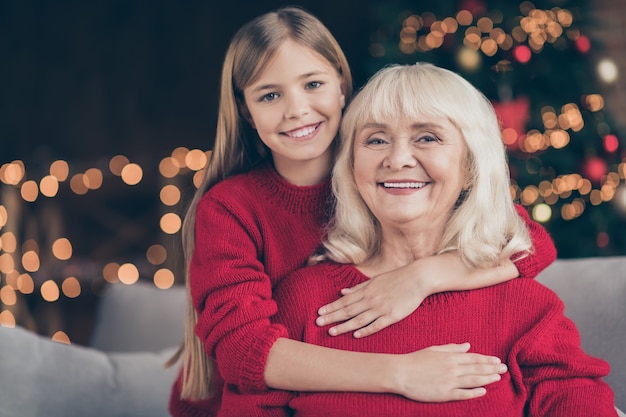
[
  {"left": 242, "top": 39, "right": 345, "bottom": 185},
  {"left": 353, "top": 113, "right": 468, "bottom": 235}
]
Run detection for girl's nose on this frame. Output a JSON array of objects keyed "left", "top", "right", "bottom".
[{"left": 284, "top": 91, "right": 310, "bottom": 119}]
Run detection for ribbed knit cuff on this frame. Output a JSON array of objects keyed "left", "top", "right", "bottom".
[{"left": 236, "top": 324, "right": 289, "bottom": 394}]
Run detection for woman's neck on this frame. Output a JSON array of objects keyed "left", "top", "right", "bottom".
[{"left": 358, "top": 224, "right": 443, "bottom": 277}]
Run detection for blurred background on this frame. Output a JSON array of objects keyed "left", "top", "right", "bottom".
[{"left": 1, "top": 0, "right": 625, "bottom": 344}]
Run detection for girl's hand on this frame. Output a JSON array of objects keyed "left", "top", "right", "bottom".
[
  {"left": 317, "top": 253, "right": 518, "bottom": 338},
  {"left": 390, "top": 343, "right": 507, "bottom": 402},
  {"left": 316, "top": 262, "right": 433, "bottom": 338}
]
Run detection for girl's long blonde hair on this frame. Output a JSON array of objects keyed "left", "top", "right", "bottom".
[{"left": 172, "top": 6, "right": 352, "bottom": 400}]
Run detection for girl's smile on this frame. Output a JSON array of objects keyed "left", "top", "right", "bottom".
[{"left": 282, "top": 122, "right": 322, "bottom": 142}]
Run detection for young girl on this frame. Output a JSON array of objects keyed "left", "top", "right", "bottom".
[{"left": 169, "top": 6, "right": 557, "bottom": 416}]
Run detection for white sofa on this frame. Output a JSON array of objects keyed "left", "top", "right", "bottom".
[{"left": 0, "top": 256, "right": 624, "bottom": 416}]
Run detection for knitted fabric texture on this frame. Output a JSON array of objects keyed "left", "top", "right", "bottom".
[{"left": 169, "top": 162, "right": 557, "bottom": 416}]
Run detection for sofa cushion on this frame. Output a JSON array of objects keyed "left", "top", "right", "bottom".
[
  {"left": 90, "top": 281, "right": 186, "bottom": 352},
  {"left": 536, "top": 256, "right": 626, "bottom": 410},
  {"left": 0, "top": 325, "right": 178, "bottom": 417}
]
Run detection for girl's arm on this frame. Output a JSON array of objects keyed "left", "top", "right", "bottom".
[
  {"left": 267, "top": 266, "right": 507, "bottom": 403},
  {"left": 265, "top": 338, "right": 507, "bottom": 402},
  {"left": 317, "top": 204, "right": 557, "bottom": 338},
  {"left": 513, "top": 203, "right": 557, "bottom": 279},
  {"left": 194, "top": 196, "right": 506, "bottom": 402}
]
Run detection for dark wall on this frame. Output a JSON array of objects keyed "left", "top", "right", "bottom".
[{"left": 0, "top": 1, "right": 372, "bottom": 165}]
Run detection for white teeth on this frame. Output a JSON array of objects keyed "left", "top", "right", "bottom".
[
  {"left": 287, "top": 126, "right": 316, "bottom": 138},
  {"left": 383, "top": 182, "right": 426, "bottom": 189}
]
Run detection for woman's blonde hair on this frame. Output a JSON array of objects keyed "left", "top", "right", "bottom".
[
  {"left": 173, "top": 6, "right": 353, "bottom": 400},
  {"left": 322, "top": 62, "right": 531, "bottom": 268}
]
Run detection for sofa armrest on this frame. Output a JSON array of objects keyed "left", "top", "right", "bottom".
[
  {"left": 536, "top": 256, "right": 626, "bottom": 411},
  {"left": 0, "top": 325, "right": 179, "bottom": 417},
  {"left": 90, "top": 281, "right": 186, "bottom": 352}
]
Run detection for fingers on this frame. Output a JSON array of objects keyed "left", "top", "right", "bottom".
[
  {"left": 316, "top": 298, "right": 369, "bottom": 327},
  {"left": 339, "top": 281, "right": 368, "bottom": 295},
  {"left": 328, "top": 312, "right": 393, "bottom": 339},
  {"left": 317, "top": 291, "right": 363, "bottom": 316},
  {"left": 457, "top": 352, "right": 504, "bottom": 366},
  {"left": 321, "top": 309, "right": 379, "bottom": 336},
  {"left": 458, "top": 363, "right": 508, "bottom": 381},
  {"left": 426, "top": 342, "right": 471, "bottom": 353},
  {"left": 448, "top": 387, "right": 487, "bottom": 401}
]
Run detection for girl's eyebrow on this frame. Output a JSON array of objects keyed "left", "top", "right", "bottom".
[{"left": 249, "top": 71, "right": 330, "bottom": 94}]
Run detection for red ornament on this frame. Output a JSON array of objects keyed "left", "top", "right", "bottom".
[
  {"left": 492, "top": 96, "right": 531, "bottom": 149},
  {"left": 575, "top": 35, "right": 591, "bottom": 54},
  {"left": 582, "top": 157, "right": 608, "bottom": 183},
  {"left": 513, "top": 45, "right": 532, "bottom": 63},
  {"left": 603, "top": 134, "right": 619, "bottom": 153}
]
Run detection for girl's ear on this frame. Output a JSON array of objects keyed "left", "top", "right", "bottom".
[
  {"left": 340, "top": 93, "right": 346, "bottom": 109},
  {"left": 237, "top": 97, "right": 255, "bottom": 129}
]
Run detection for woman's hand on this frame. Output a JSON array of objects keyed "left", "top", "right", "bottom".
[
  {"left": 316, "top": 263, "right": 431, "bottom": 338},
  {"left": 388, "top": 343, "right": 507, "bottom": 402}
]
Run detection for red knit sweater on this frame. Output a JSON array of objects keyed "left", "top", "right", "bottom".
[
  {"left": 263, "top": 262, "right": 615, "bottom": 417},
  {"left": 169, "top": 163, "right": 557, "bottom": 416}
]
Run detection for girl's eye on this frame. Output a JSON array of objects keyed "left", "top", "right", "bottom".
[
  {"left": 306, "top": 81, "right": 322, "bottom": 89},
  {"left": 261, "top": 92, "right": 279, "bottom": 102}
]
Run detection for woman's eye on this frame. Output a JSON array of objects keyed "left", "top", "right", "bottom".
[
  {"left": 261, "top": 92, "right": 279, "bottom": 102},
  {"left": 306, "top": 81, "right": 322, "bottom": 89},
  {"left": 365, "top": 137, "right": 386, "bottom": 146},
  {"left": 418, "top": 135, "right": 439, "bottom": 143}
]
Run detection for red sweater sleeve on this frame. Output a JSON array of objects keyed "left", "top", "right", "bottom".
[
  {"left": 513, "top": 295, "right": 616, "bottom": 416},
  {"left": 513, "top": 203, "right": 557, "bottom": 279},
  {"left": 190, "top": 196, "right": 288, "bottom": 394}
]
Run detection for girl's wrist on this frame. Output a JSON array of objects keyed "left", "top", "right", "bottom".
[{"left": 378, "top": 354, "right": 405, "bottom": 395}]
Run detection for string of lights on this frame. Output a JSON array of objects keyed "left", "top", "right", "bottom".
[{"left": 0, "top": 148, "right": 210, "bottom": 341}]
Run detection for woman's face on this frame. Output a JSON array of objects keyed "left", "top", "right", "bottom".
[
  {"left": 353, "top": 113, "right": 468, "bottom": 232},
  {"left": 242, "top": 39, "right": 345, "bottom": 183}
]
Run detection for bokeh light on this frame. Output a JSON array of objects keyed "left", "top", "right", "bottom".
[
  {"left": 51, "top": 331, "right": 71, "bottom": 345},
  {"left": 121, "top": 163, "right": 143, "bottom": 185},
  {"left": 41, "top": 280, "right": 60, "bottom": 302},
  {"left": 146, "top": 244, "right": 167, "bottom": 265},
  {"left": 52, "top": 238, "right": 73, "bottom": 261},
  {"left": 109, "top": 155, "right": 130, "bottom": 176},
  {"left": 118, "top": 263, "right": 140, "bottom": 285},
  {"left": 160, "top": 213, "right": 182, "bottom": 234},
  {"left": 154, "top": 268, "right": 175, "bottom": 289},
  {"left": 40, "top": 175, "right": 60, "bottom": 197},
  {"left": 50, "top": 160, "right": 70, "bottom": 181},
  {"left": 160, "top": 185, "right": 181, "bottom": 206},
  {"left": 61, "top": 277, "right": 81, "bottom": 298},
  {"left": 597, "top": 58, "right": 618, "bottom": 83}
]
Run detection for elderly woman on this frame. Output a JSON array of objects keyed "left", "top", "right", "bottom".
[{"left": 270, "top": 63, "right": 617, "bottom": 416}]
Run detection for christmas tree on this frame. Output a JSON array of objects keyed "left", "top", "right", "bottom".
[{"left": 367, "top": 0, "right": 626, "bottom": 258}]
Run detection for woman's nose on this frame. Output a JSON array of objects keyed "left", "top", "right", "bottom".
[{"left": 384, "top": 141, "right": 417, "bottom": 171}]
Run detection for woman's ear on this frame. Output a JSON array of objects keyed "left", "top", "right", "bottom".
[{"left": 237, "top": 98, "right": 255, "bottom": 129}]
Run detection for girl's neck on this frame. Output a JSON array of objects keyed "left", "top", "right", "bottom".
[{"left": 273, "top": 150, "right": 333, "bottom": 186}]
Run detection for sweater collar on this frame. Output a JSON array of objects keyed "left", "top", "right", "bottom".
[{"left": 249, "top": 162, "right": 332, "bottom": 217}]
